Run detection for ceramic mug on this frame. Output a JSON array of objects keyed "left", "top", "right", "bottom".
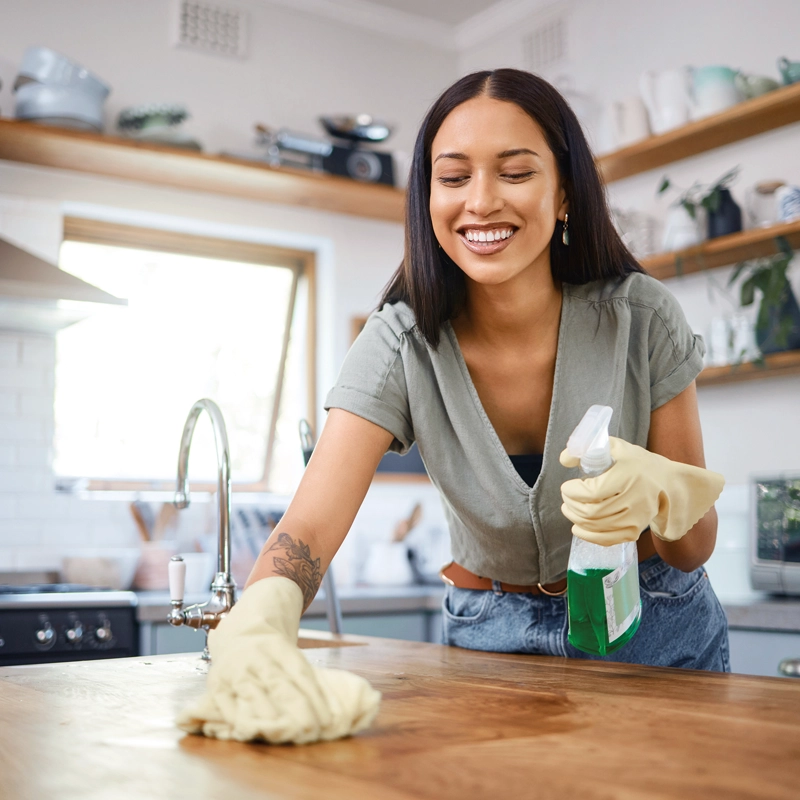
[
  {"left": 639, "top": 68, "right": 692, "bottom": 134},
  {"left": 734, "top": 72, "right": 780, "bottom": 99},
  {"left": 689, "top": 66, "right": 742, "bottom": 119},
  {"left": 778, "top": 57, "right": 800, "bottom": 85}
]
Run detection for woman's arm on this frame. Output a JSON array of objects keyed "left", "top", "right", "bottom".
[
  {"left": 644, "top": 381, "right": 718, "bottom": 572},
  {"left": 244, "top": 408, "right": 394, "bottom": 608}
]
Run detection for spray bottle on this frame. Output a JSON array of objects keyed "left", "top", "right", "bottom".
[{"left": 565, "top": 405, "right": 641, "bottom": 656}]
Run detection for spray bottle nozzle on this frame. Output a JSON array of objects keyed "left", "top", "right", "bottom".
[{"left": 567, "top": 405, "right": 614, "bottom": 475}]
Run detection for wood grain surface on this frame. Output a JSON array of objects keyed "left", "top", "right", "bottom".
[{"left": 1, "top": 634, "right": 799, "bottom": 800}]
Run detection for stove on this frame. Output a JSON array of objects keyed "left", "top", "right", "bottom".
[{"left": 0, "top": 584, "right": 139, "bottom": 666}]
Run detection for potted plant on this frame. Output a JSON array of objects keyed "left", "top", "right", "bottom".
[
  {"left": 658, "top": 166, "right": 743, "bottom": 242},
  {"left": 728, "top": 236, "right": 800, "bottom": 355}
]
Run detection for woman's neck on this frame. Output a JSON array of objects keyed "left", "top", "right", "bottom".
[{"left": 453, "top": 270, "right": 562, "bottom": 351}]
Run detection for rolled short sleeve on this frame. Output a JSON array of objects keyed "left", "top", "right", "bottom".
[
  {"left": 646, "top": 283, "right": 705, "bottom": 410},
  {"left": 324, "top": 310, "right": 414, "bottom": 453}
]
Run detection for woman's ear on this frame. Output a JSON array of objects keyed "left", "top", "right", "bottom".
[{"left": 557, "top": 182, "right": 569, "bottom": 221}]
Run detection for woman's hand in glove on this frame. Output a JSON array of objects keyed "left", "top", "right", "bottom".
[
  {"left": 559, "top": 437, "right": 724, "bottom": 547},
  {"left": 176, "top": 576, "right": 381, "bottom": 744}
]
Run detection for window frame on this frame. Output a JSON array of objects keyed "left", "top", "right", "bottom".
[{"left": 61, "top": 216, "right": 316, "bottom": 494}]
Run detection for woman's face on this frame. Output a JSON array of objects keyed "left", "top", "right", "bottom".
[{"left": 429, "top": 95, "right": 567, "bottom": 288}]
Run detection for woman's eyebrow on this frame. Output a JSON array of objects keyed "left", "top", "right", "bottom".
[
  {"left": 433, "top": 148, "right": 540, "bottom": 164},
  {"left": 497, "top": 148, "right": 540, "bottom": 159},
  {"left": 433, "top": 152, "right": 468, "bottom": 163}
]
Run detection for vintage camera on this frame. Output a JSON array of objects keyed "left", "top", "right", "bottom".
[{"left": 322, "top": 144, "right": 394, "bottom": 186}]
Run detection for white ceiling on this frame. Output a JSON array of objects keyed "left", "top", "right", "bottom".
[{"left": 360, "top": 0, "right": 500, "bottom": 25}]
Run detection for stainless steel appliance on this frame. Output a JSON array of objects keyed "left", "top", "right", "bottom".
[
  {"left": 750, "top": 474, "right": 800, "bottom": 594},
  {"left": 226, "top": 124, "right": 395, "bottom": 186},
  {"left": 0, "top": 584, "right": 138, "bottom": 666}
]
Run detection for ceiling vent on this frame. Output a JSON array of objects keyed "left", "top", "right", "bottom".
[
  {"left": 171, "top": 1, "right": 248, "bottom": 59},
  {"left": 523, "top": 16, "right": 566, "bottom": 74}
]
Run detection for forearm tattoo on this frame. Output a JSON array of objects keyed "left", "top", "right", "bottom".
[{"left": 265, "top": 532, "right": 322, "bottom": 609}]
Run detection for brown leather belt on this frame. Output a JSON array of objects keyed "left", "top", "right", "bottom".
[{"left": 439, "top": 561, "right": 567, "bottom": 596}]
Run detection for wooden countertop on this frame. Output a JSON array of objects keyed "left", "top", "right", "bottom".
[{"left": 1, "top": 632, "right": 799, "bottom": 799}]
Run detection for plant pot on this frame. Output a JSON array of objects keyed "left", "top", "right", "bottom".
[
  {"left": 756, "top": 284, "right": 800, "bottom": 355},
  {"left": 707, "top": 188, "right": 742, "bottom": 239}
]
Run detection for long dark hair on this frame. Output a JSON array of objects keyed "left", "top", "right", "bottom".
[{"left": 379, "top": 68, "right": 643, "bottom": 347}]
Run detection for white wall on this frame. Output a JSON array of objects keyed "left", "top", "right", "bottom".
[{"left": 0, "top": 0, "right": 456, "bottom": 573}]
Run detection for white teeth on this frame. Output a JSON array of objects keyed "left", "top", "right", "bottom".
[{"left": 463, "top": 228, "right": 513, "bottom": 243}]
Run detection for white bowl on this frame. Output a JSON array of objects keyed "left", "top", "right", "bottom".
[
  {"left": 61, "top": 548, "right": 140, "bottom": 590},
  {"left": 15, "top": 83, "right": 105, "bottom": 131}
]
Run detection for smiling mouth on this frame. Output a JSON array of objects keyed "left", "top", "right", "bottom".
[{"left": 457, "top": 226, "right": 517, "bottom": 254}]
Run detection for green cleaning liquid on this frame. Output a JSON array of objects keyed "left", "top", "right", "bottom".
[{"left": 567, "top": 565, "right": 641, "bottom": 656}]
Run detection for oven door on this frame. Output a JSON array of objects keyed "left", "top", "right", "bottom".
[{"left": 0, "top": 592, "right": 139, "bottom": 666}]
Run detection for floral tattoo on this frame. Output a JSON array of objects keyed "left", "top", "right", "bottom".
[{"left": 265, "top": 532, "right": 322, "bottom": 609}]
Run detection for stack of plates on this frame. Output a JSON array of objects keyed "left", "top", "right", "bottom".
[{"left": 13, "top": 46, "right": 111, "bottom": 131}]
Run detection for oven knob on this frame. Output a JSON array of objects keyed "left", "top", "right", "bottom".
[
  {"left": 65, "top": 621, "right": 84, "bottom": 645},
  {"left": 95, "top": 619, "right": 113, "bottom": 644},
  {"left": 35, "top": 622, "right": 55, "bottom": 647}
]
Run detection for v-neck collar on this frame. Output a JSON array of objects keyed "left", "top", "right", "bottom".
[{"left": 444, "top": 290, "right": 569, "bottom": 495}]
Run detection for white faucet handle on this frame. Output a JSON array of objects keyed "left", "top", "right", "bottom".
[{"left": 169, "top": 556, "right": 186, "bottom": 603}]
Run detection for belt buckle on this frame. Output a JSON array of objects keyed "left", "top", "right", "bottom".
[
  {"left": 537, "top": 581, "right": 567, "bottom": 597},
  {"left": 438, "top": 561, "right": 456, "bottom": 587}
]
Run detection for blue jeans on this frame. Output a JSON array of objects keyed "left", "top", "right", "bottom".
[{"left": 442, "top": 554, "right": 731, "bottom": 672}]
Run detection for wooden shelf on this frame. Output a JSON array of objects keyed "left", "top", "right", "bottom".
[
  {"left": 598, "top": 82, "right": 800, "bottom": 183},
  {"left": 2, "top": 85, "right": 799, "bottom": 222},
  {"left": 0, "top": 119, "right": 405, "bottom": 223},
  {"left": 640, "top": 218, "right": 800, "bottom": 280},
  {"left": 697, "top": 349, "right": 800, "bottom": 386}
]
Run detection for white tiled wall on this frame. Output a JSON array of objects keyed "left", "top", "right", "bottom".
[{"left": 0, "top": 330, "right": 136, "bottom": 569}]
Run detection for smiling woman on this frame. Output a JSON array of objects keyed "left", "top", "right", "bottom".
[{"left": 180, "top": 68, "right": 729, "bottom": 748}]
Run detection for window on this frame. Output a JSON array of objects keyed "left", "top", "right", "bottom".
[{"left": 55, "top": 217, "right": 315, "bottom": 494}]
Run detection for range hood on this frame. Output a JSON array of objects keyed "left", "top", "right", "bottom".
[{"left": 0, "top": 236, "right": 127, "bottom": 334}]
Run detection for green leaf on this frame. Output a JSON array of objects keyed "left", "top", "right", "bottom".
[
  {"left": 682, "top": 200, "right": 696, "bottom": 220},
  {"left": 729, "top": 261, "right": 748, "bottom": 285},
  {"left": 705, "top": 189, "right": 721, "bottom": 214},
  {"left": 776, "top": 314, "right": 793, "bottom": 348},
  {"left": 657, "top": 177, "right": 671, "bottom": 195},
  {"left": 740, "top": 275, "right": 756, "bottom": 306},
  {"left": 713, "top": 166, "right": 740, "bottom": 190}
]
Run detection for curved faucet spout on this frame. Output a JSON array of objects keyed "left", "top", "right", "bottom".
[{"left": 175, "top": 398, "right": 232, "bottom": 581}]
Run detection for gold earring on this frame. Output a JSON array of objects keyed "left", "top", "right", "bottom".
[{"left": 561, "top": 213, "right": 569, "bottom": 246}]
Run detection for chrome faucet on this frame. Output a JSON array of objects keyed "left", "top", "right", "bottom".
[{"left": 167, "top": 398, "right": 235, "bottom": 657}]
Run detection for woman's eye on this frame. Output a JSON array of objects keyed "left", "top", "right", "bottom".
[
  {"left": 437, "top": 175, "right": 469, "bottom": 185},
  {"left": 502, "top": 171, "right": 535, "bottom": 181}
]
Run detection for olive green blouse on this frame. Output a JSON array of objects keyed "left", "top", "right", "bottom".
[{"left": 324, "top": 273, "right": 704, "bottom": 585}]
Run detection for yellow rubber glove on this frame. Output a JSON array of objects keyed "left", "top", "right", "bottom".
[
  {"left": 176, "top": 576, "right": 381, "bottom": 744},
  {"left": 559, "top": 437, "right": 724, "bottom": 546}
]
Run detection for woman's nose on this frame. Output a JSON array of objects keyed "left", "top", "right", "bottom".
[{"left": 464, "top": 174, "right": 503, "bottom": 217}]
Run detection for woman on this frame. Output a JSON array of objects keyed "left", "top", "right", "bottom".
[{"left": 178, "top": 69, "right": 727, "bottom": 744}]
